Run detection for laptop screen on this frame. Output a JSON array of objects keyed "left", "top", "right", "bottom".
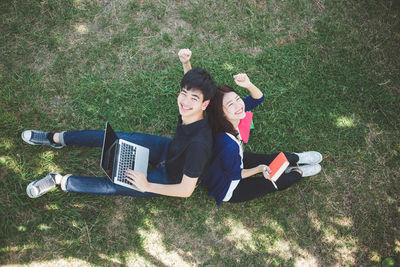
[{"left": 100, "top": 122, "right": 119, "bottom": 178}]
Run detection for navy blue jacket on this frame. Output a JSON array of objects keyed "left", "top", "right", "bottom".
[{"left": 202, "top": 94, "right": 264, "bottom": 205}]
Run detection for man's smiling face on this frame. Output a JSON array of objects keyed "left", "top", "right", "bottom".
[{"left": 177, "top": 88, "right": 209, "bottom": 119}]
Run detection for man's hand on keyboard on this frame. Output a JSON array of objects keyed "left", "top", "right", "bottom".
[{"left": 126, "top": 169, "right": 149, "bottom": 192}]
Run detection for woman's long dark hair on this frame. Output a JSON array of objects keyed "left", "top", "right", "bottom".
[{"left": 207, "top": 85, "right": 239, "bottom": 138}]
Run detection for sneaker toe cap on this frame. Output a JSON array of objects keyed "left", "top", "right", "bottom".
[
  {"left": 311, "top": 164, "right": 322, "bottom": 175},
  {"left": 302, "top": 164, "right": 322, "bottom": 177},
  {"left": 307, "top": 151, "right": 323, "bottom": 164},
  {"left": 22, "top": 130, "right": 32, "bottom": 143},
  {"left": 26, "top": 183, "right": 39, "bottom": 198}
]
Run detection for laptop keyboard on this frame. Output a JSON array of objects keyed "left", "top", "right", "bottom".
[{"left": 117, "top": 143, "right": 137, "bottom": 185}]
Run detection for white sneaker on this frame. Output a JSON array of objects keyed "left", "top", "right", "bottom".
[
  {"left": 295, "top": 151, "right": 322, "bottom": 165},
  {"left": 21, "top": 130, "right": 64, "bottom": 148},
  {"left": 285, "top": 164, "right": 321, "bottom": 177},
  {"left": 26, "top": 173, "right": 57, "bottom": 198}
]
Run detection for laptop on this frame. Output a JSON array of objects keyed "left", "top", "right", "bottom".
[{"left": 100, "top": 122, "right": 149, "bottom": 191}]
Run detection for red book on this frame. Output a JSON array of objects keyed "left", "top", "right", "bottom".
[
  {"left": 238, "top": 112, "right": 253, "bottom": 143},
  {"left": 268, "top": 152, "right": 289, "bottom": 182}
]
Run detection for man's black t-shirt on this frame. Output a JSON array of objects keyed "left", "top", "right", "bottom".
[{"left": 166, "top": 116, "right": 213, "bottom": 184}]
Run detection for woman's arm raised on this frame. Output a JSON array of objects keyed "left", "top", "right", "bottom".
[{"left": 233, "top": 73, "right": 263, "bottom": 99}]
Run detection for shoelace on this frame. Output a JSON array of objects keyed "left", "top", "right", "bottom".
[
  {"left": 31, "top": 131, "right": 49, "bottom": 144},
  {"left": 35, "top": 175, "right": 55, "bottom": 193}
]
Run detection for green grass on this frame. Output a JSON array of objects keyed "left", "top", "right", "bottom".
[{"left": 1, "top": 0, "right": 399, "bottom": 265}]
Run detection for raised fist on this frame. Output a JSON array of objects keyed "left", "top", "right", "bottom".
[
  {"left": 178, "top": 49, "right": 192, "bottom": 64},
  {"left": 233, "top": 73, "right": 252, "bottom": 88}
]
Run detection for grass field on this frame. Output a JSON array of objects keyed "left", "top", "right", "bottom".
[{"left": 1, "top": 0, "right": 399, "bottom": 266}]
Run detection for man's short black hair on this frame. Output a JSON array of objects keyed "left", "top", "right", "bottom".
[{"left": 180, "top": 68, "right": 216, "bottom": 101}]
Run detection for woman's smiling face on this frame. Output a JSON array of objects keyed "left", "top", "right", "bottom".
[{"left": 222, "top": 91, "right": 246, "bottom": 121}]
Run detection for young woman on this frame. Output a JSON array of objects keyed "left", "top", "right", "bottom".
[{"left": 202, "top": 73, "right": 322, "bottom": 205}]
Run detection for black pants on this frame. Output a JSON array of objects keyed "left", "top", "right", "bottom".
[{"left": 228, "top": 152, "right": 302, "bottom": 203}]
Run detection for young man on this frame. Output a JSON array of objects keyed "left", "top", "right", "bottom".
[{"left": 22, "top": 49, "right": 216, "bottom": 198}]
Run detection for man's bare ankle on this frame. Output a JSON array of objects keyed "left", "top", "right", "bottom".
[
  {"left": 54, "top": 173, "right": 63, "bottom": 184},
  {"left": 53, "top": 133, "right": 60, "bottom": 144}
]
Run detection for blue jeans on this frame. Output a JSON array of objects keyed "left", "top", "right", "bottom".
[{"left": 60, "top": 130, "right": 171, "bottom": 197}]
